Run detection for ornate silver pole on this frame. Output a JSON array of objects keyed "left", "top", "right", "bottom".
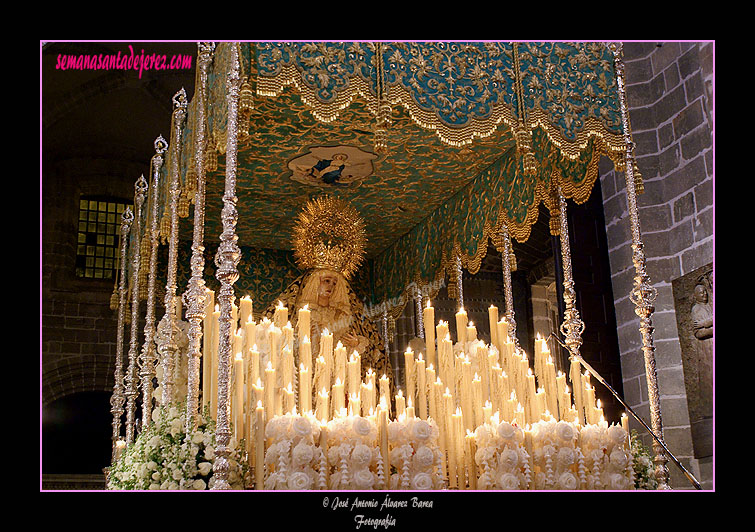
[
  {"left": 161, "top": 88, "right": 188, "bottom": 407},
  {"left": 125, "top": 176, "right": 148, "bottom": 444},
  {"left": 556, "top": 188, "right": 585, "bottom": 359},
  {"left": 455, "top": 253, "right": 464, "bottom": 309},
  {"left": 499, "top": 221, "right": 519, "bottom": 349},
  {"left": 414, "top": 283, "right": 425, "bottom": 339},
  {"left": 110, "top": 207, "right": 133, "bottom": 461},
  {"left": 212, "top": 43, "right": 242, "bottom": 490},
  {"left": 138, "top": 136, "right": 167, "bottom": 429},
  {"left": 611, "top": 43, "right": 670, "bottom": 489},
  {"left": 184, "top": 42, "right": 215, "bottom": 432}
]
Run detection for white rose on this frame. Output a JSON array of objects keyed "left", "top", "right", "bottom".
[
  {"left": 555, "top": 421, "right": 575, "bottom": 443},
  {"left": 169, "top": 406, "right": 180, "bottom": 420},
  {"left": 204, "top": 446, "right": 215, "bottom": 461},
  {"left": 497, "top": 472, "right": 521, "bottom": 490},
  {"left": 497, "top": 421, "right": 516, "bottom": 441},
  {"left": 387, "top": 421, "right": 405, "bottom": 442},
  {"left": 607, "top": 425, "right": 627, "bottom": 446},
  {"left": 192, "top": 479, "right": 207, "bottom": 490},
  {"left": 198, "top": 461, "right": 212, "bottom": 476},
  {"left": 287, "top": 471, "right": 313, "bottom": 490},
  {"left": 474, "top": 424, "right": 494, "bottom": 447},
  {"left": 352, "top": 416, "right": 373, "bottom": 437},
  {"left": 292, "top": 442, "right": 315, "bottom": 466},
  {"left": 609, "top": 448, "right": 629, "bottom": 468},
  {"left": 192, "top": 432, "right": 205, "bottom": 445},
  {"left": 172, "top": 468, "right": 183, "bottom": 481},
  {"left": 607, "top": 472, "right": 629, "bottom": 490},
  {"left": 555, "top": 447, "right": 575, "bottom": 467},
  {"left": 413, "top": 445, "right": 435, "bottom": 469},
  {"left": 353, "top": 469, "right": 376, "bottom": 489},
  {"left": 152, "top": 471, "right": 161, "bottom": 481},
  {"left": 412, "top": 419, "right": 433, "bottom": 441},
  {"left": 499, "top": 448, "right": 519, "bottom": 469},
  {"left": 149, "top": 483, "right": 161, "bottom": 490},
  {"left": 292, "top": 416, "right": 312, "bottom": 438},
  {"left": 558, "top": 471, "right": 578, "bottom": 490},
  {"left": 351, "top": 444, "right": 373, "bottom": 468},
  {"left": 411, "top": 472, "right": 433, "bottom": 490}
]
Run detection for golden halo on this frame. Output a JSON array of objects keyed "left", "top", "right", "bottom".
[{"left": 292, "top": 195, "right": 366, "bottom": 279}]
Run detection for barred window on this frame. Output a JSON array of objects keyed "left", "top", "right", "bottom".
[{"left": 76, "top": 197, "right": 130, "bottom": 279}]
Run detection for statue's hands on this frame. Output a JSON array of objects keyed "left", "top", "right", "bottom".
[{"left": 342, "top": 332, "right": 359, "bottom": 350}]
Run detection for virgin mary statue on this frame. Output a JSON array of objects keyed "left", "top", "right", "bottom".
[{"left": 262, "top": 196, "right": 393, "bottom": 394}]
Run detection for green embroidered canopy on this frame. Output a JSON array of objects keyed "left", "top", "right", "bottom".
[{"left": 152, "top": 42, "right": 638, "bottom": 319}]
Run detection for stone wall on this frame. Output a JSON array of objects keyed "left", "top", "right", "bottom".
[{"left": 599, "top": 42, "right": 714, "bottom": 489}]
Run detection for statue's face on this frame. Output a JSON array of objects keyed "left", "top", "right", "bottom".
[
  {"left": 319, "top": 272, "right": 338, "bottom": 300},
  {"left": 694, "top": 284, "right": 707, "bottom": 303}
]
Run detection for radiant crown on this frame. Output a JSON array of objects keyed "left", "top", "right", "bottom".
[{"left": 292, "top": 195, "right": 366, "bottom": 279}]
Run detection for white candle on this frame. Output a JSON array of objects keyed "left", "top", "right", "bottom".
[
  {"left": 264, "top": 361, "right": 275, "bottom": 422},
  {"left": 488, "top": 305, "right": 499, "bottom": 350},
  {"left": 466, "top": 321, "right": 477, "bottom": 344},
  {"left": 233, "top": 352, "right": 245, "bottom": 444},
  {"left": 239, "top": 296, "right": 253, "bottom": 328},
  {"left": 417, "top": 354, "right": 427, "bottom": 420},
  {"left": 455, "top": 307, "right": 468, "bottom": 347},
  {"left": 335, "top": 341, "right": 347, "bottom": 385},
  {"left": 297, "top": 304, "right": 311, "bottom": 342},
  {"left": 347, "top": 351, "right": 360, "bottom": 400},
  {"left": 299, "top": 364, "right": 311, "bottom": 414},
  {"left": 379, "top": 374, "right": 391, "bottom": 417},
  {"left": 395, "top": 389, "right": 406, "bottom": 418},
  {"left": 423, "top": 301, "right": 436, "bottom": 369},
  {"left": 332, "top": 377, "right": 345, "bottom": 416},
  {"left": 300, "top": 335, "right": 312, "bottom": 372},
  {"left": 255, "top": 401, "right": 265, "bottom": 490},
  {"left": 316, "top": 388, "right": 329, "bottom": 424},
  {"left": 273, "top": 300, "right": 287, "bottom": 329},
  {"left": 404, "top": 347, "right": 415, "bottom": 409}
]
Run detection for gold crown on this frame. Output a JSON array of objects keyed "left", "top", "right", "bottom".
[{"left": 292, "top": 195, "right": 366, "bottom": 279}]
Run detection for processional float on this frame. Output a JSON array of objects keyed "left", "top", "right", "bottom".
[{"left": 107, "top": 41, "right": 699, "bottom": 490}]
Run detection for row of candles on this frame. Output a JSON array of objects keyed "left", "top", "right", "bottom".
[{"left": 198, "top": 293, "right": 622, "bottom": 489}]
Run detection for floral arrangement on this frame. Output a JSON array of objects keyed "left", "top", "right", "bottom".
[
  {"left": 326, "top": 415, "right": 384, "bottom": 490},
  {"left": 264, "top": 412, "right": 327, "bottom": 490},
  {"left": 473, "top": 420, "right": 532, "bottom": 490},
  {"left": 473, "top": 418, "right": 635, "bottom": 490},
  {"left": 629, "top": 430, "right": 657, "bottom": 490},
  {"left": 386, "top": 416, "right": 444, "bottom": 490},
  {"left": 575, "top": 421, "right": 633, "bottom": 490},
  {"left": 107, "top": 402, "right": 246, "bottom": 490}
]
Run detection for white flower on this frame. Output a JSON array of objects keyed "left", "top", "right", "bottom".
[
  {"left": 474, "top": 424, "right": 495, "bottom": 447},
  {"left": 353, "top": 469, "right": 376, "bottom": 489},
  {"left": 172, "top": 468, "right": 183, "bottom": 481},
  {"left": 387, "top": 421, "right": 405, "bottom": 442},
  {"left": 607, "top": 425, "right": 627, "bottom": 446},
  {"left": 411, "top": 419, "right": 433, "bottom": 441},
  {"left": 555, "top": 421, "right": 576, "bottom": 443},
  {"left": 351, "top": 444, "right": 373, "bottom": 468},
  {"left": 151, "top": 471, "right": 161, "bottom": 481},
  {"left": 192, "top": 479, "right": 207, "bottom": 490},
  {"left": 607, "top": 472, "right": 628, "bottom": 490},
  {"left": 558, "top": 471, "right": 578, "bottom": 490},
  {"left": 192, "top": 431, "right": 205, "bottom": 445},
  {"left": 497, "top": 472, "right": 521, "bottom": 490},
  {"left": 555, "top": 447, "right": 575, "bottom": 467},
  {"left": 292, "top": 442, "right": 315, "bottom": 466},
  {"left": 410, "top": 472, "right": 433, "bottom": 490},
  {"left": 292, "top": 416, "right": 313, "bottom": 438},
  {"left": 352, "top": 416, "right": 374, "bottom": 438},
  {"left": 287, "top": 471, "right": 313, "bottom": 490},
  {"left": 204, "top": 446, "right": 215, "bottom": 461},
  {"left": 149, "top": 483, "right": 161, "bottom": 490},
  {"left": 609, "top": 448, "right": 629, "bottom": 468},
  {"left": 413, "top": 445, "right": 435, "bottom": 469},
  {"left": 496, "top": 421, "right": 516, "bottom": 441},
  {"left": 499, "top": 448, "right": 519, "bottom": 469},
  {"left": 197, "top": 461, "right": 212, "bottom": 476}
]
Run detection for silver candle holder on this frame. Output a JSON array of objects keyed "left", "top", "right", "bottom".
[
  {"left": 139, "top": 136, "right": 167, "bottom": 430},
  {"left": 212, "top": 43, "right": 242, "bottom": 490},
  {"left": 110, "top": 206, "right": 133, "bottom": 461},
  {"left": 125, "top": 176, "right": 148, "bottom": 444},
  {"left": 184, "top": 42, "right": 215, "bottom": 432}
]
